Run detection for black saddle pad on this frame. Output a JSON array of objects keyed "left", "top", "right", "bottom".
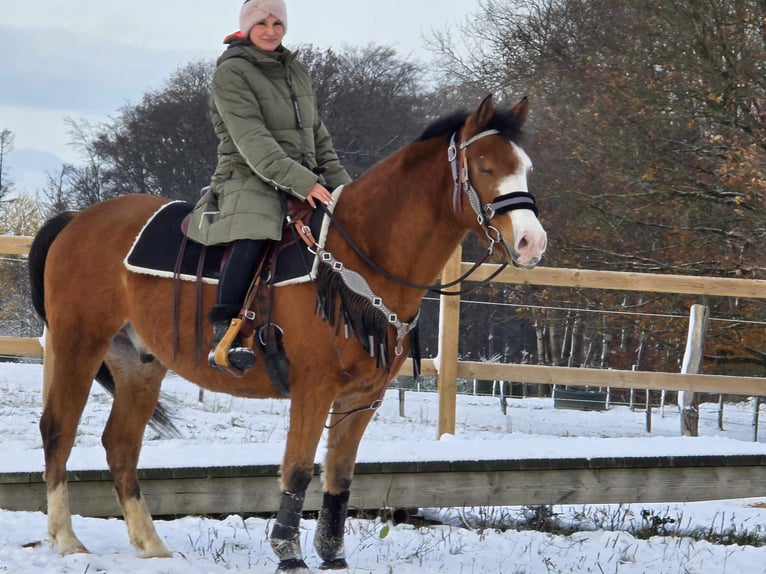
[
  {"left": 124, "top": 200, "right": 328, "bottom": 286},
  {"left": 125, "top": 201, "right": 225, "bottom": 283}
]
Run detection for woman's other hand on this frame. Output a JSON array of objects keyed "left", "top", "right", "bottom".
[{"left": 305, "top": 183, "right": 333, "bottom": 208}]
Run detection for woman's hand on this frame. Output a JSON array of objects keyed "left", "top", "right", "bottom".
[{"left": 305, "top": 183, "right": 334, "bottom": 208}]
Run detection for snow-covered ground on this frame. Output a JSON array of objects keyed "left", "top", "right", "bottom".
[{"left": 1, "top": 362, "right": 765, "bottom": 573}]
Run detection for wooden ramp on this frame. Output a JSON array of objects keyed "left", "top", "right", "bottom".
[{"left": 3, "top": 454, "right": 766, "bottom": 517}]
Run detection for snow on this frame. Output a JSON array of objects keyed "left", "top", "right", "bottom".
[{"left": 1, "top": 362, "right": 766, "bottom": 572}]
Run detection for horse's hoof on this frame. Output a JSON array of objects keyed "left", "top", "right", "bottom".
[
  {"left": 53, "top": 531, "right": 90, "bottom": 556},
  {"left": 59, "top": 541, "right": 89, "bottom": 556},
  {"left": 140, "top": 544, "right": 173, "bottom": 558},
  {"left": 276, "top": 558, "right": 310, "bottom": 573},
  {"left": 319, "top": 558, "right": 349, "bottom": 570}
]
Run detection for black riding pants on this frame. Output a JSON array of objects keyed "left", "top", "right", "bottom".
[{"left": 216, "top": 239, "right": 263, "bottom": 312}]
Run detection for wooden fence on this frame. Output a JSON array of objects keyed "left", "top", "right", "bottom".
[
  {"left": 3, "top": 236, "right": 766, "bottom": 435},
  {"left": 3, "top": 235, "right": 766, "bottom": 513},
  {"left": 398, "top": 246, "right": 766, "bottom": 437},
  {"left": 0, "top": 236, "right": 42, "bottom": 358}
]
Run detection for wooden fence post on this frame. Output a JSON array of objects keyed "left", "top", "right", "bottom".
[
  {"left": 680, "top": 304, "right": 709, "bottom": 437},
  {"left": 437, "top": 246, "right": 462, "bottom": 438}
]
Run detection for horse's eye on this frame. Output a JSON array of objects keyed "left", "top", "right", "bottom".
[{"left": 478, "top": 166, "right": 493, "bottom": 175}]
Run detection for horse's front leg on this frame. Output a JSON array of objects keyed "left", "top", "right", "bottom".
[
  {"left": 271, "top": 391, "right": 335, "bottom": 573},
  {"left": 315, "top": 389, "right": 380, "bottom": 570}
]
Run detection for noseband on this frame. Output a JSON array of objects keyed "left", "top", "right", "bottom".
[{"left": 448, "top": 129, "right": 538, "bottom": 255}]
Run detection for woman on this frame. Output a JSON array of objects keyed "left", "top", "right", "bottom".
[{"left": 188, "top": 0, "right": 352, "bottom": 371}]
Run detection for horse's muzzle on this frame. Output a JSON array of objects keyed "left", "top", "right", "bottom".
[{"left": 512, "top": 254, "right": 542, "bottom": 269}]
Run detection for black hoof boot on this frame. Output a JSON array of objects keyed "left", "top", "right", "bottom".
[
  {"left": 319, "top": 558, "right": 349, "bottom": 570},
  {"left": 276, "top": 558, "right": 310, "bottom": 573}
]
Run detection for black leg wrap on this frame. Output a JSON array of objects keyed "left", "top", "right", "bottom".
[
  {"left": 314, "top": 490, "right": 350, "bottom": 567},
  {"left": 271, "top": 491, "right": 306, "bottom": 565}
]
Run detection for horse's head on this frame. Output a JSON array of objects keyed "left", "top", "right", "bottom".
[{"left": 453, "top": 95, "right": 547, "bottom": 268}]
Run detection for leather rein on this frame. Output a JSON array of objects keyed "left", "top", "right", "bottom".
[{"left": 304, "top": 129, "right": 538, "bottom": 296}]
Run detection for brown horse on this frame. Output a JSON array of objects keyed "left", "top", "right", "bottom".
[{"left": 28, "top": 95, "right": 546, "bottom": 573}]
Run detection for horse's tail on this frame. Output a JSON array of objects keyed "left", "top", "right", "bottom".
[
  {"left": 29, "top": 211, "right": 78, "bottom": 323},
  {"left": 94, "top": 363, "right": 180, "bottom": 438},
  {"left": 28, "top": 210, "right": 180, "bottom": 438}
]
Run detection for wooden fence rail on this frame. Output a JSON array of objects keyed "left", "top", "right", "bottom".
[
  {"left": 4, "top": 454, "right": 766, "bottom": 517},
  {"left": 463, "top": 262, "right": 766, "bottom": 299}
]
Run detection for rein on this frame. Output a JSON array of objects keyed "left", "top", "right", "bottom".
[
  {"left": 307, "top": 129, "right": 537, "bottom": 296},
  {"left": 316, "top": 203, "right": 503, "bottom": 296}
]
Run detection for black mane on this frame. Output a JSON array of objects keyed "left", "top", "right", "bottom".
[{"left": 416, "top": 106, "right": 525, "bottom": 143}]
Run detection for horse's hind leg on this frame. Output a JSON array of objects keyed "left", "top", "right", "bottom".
[
  {"left": 100, "top": 333, "right": 171, "bottom": 558},
  {"left": 40, "top": 333, "right": 108, "bottom": 555}
]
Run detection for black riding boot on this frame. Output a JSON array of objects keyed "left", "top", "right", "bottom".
[
  {"left": 208, "top": 304, "right": 256, "bottom": 371},
  {"left": 208, "top": 239, "right": 264, "bottom": 371}
]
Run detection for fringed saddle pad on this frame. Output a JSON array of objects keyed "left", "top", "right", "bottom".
[{"left": 124, "top": 190, "right": 341, "bottom": 286}]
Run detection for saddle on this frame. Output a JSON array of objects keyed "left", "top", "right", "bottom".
[
  {"left": 207, "top": 196, "right": 313, "bottom": 387},
  {"left": 124, "top": 192, "right": 340, "bottom": 394}
]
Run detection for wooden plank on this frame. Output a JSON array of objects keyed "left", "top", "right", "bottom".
[
  {"left": 3, "top": 456, "right": 765, "bottom": 517},
  {"left": 399, "top": 359, "right": 766, "bottom": 396},
  {"left": 0, "top": 235, "right": 33, "bottom": 256},
  {"left": 4, "top": 232, "right": 766, "bottom": 298},
  {"left": 456, "top": 362, "right": 766, "bottom": 395},
  {"left": 463, "top": 263, "right": 766, "bottom": 298},
  {"left": 0, "top": 336, "right": 43, "bottom": 358}
]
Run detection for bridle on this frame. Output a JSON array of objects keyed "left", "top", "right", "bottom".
[
  {"left": 448, "top": 128, "right": 538, "bottom": 260},
  {"left": 313, "top": 128, "right": 539, "bottom": 296}
]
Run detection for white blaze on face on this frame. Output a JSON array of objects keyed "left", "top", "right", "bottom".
[{"left": 497, "top": 142, "right": 547, "bottom": 265}]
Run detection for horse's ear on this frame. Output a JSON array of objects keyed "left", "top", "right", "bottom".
[
  {"left": 477, "top": 94, "right": 495, "bottom": 127},
  {"left": 510, "top": 96, "right": 529, "bottom": 127},
  {"left": 465, "top": 94, "right": 495, "bottom": 135}
]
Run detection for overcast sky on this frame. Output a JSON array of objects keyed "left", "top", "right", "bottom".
[{"left": 0, "top": 0, "right": 475, "bottom": 193}]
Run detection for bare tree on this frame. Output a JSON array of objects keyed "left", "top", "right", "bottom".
[
  {"left": 0, "top": 129, "right": 15, "bottom": 202},
  {"left": 300, "top": 45, "right": 427, "bottom": 177},
  {"left": 426, "top": 0, "right": 766, "bottom": 376},
  {"left": 0, "top": 193, "right": 43, "bottom": 337}
]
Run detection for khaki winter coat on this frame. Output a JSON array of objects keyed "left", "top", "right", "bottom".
[{"left": 187, "top": 39, "right": 351, "bottom": 246}]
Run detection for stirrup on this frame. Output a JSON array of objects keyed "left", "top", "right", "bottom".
[{"left": 209, "top": 318, "right": 254, "bottom": 377}]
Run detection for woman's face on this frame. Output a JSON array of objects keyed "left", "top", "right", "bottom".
[{"left": 248, "top": 14, "right": 285, "bottom": 52}]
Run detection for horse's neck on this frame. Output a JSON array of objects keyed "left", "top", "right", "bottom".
[{"left": 337, "top": 141, "right": 465, "bottom": 299}]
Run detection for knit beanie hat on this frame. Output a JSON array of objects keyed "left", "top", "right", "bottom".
[{"left": 240, "top": 0, "right": 287, "bottom": 36}]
